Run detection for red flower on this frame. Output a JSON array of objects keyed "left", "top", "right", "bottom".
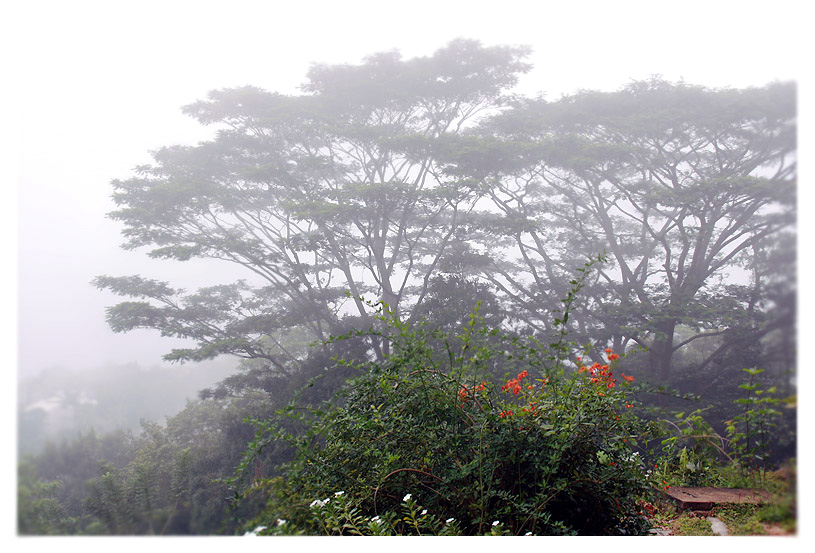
[{"left": 621, "top": 373, "right": 635, "bottom": 382}]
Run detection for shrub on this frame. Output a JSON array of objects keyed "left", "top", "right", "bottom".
[
  {"left": 232, "top": 263, "right": 654, "bottom": 535},
  {"left": 725, "top": 368, "right": 783, "bottom": 481}
]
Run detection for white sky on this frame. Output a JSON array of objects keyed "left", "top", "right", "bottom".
[
  {"left": 4, "top": 0, "right": 809, "bottom": 377},
  {"left": 2, "top": 0, "right": 813, "bottom": 547}
]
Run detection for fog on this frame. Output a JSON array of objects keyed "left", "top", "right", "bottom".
[
  {"left": 10, "top": 0, "right": 805, "bottom": 380},
  {"left": 6, "top": 0, "right": 810, "bottom": 539},
  {"left": 8, "top": 4, "right": 806, "bottom": 386}
]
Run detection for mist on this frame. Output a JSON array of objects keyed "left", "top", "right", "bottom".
[
  {"left": 9, "top": 0, "right": 807, "bottom": 538},
  {"left": 13, "top": 0, "right": 804, "bottom": 377}
]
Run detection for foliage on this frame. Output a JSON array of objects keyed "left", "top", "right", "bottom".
[
  {"left": 17, "top": 386, "right": 281, "bottom": 535},
  {"left": 725, "top": 368, "right": 783, "bottom": 481},
  {"left": 20, "top": 42, "right": 797, "bottom": 537},
  {"left": 651, "top": 408, "right": 731, "bottom": 487},
  {"left": 452, "top": 78, "right": 796, "bottom": 381},
  {"left": 94, "top": 39, "right": 531, "bottom": 372},
  {"left": 647, "top": 367, "right": 790, "bottom": 491},
  {"left": 714, "top": 461, "right": 795, "bottom": 535},
  {"left": 713, "top": 502, "right": 794, "bottom": 536},
  {"left": 17, "top": 459, "right": 76, "bottom": 534},
  {"left": 673, "top": 513, "right": 715, "bottom": 536},
  {"left": 232, "top": 262, "right": 654, "bottom": 536}
]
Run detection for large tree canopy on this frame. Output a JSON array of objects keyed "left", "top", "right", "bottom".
[
  {"left": 95, "top": 39, "right": 531, "bottom": 367},
  {"left": 452, "top": 78, "right": 795, "bottom": 379},
  {"left": 97, "top": 42, "right": 795, "bottom": 389}
]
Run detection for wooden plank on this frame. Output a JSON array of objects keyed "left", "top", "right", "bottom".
[{"left": 664, "top": 487, "right": 773, "bottom": 510}]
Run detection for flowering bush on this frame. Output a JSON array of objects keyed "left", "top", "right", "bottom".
[{"left": 234, "top": 263, "right": 653, "bottom": 535}]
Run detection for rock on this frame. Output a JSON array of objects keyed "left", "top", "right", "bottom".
[{"left": 706, "top": 516, "right": 729, "bottom": 536}]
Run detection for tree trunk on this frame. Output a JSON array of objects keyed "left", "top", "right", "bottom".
[{"left": 649, "top": 317, "right": 677, "bottom": 382}]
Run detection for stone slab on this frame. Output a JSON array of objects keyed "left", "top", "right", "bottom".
[{"left": 664, "top": 487, "right": 773, "bottom": 510}]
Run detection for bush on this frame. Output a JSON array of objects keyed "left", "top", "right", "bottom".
[{"left": 233, "top": 267, "right": 654, "bottom": 535}]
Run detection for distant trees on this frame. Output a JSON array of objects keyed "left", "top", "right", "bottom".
[
  {"left": 20, "top": 389, "right": 282, "bottom": 535},
  {"left": 452, "top": 78, "right": 796, "bottom": 381},
  {"left": 96, "top": 41, "right": 795, "bottom": 389},
  {"left": 22, "top": 42, "right": 797, "bottom": 537},
  {"left": 96, "top": 39, "right": 530, "bottom": 371}
]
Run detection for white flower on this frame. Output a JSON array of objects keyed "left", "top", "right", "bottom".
[
  {"left": 403, "top": 493, "right": 412, "bottom": 502},
  {"left": 334, "top": 490, "right": 345, "bottom": 497},
  {"left": 421, "top": 509, "right": 428, "bottom": 515},
  {"left": 310, "top": 498, "right": 328, "bottom": 509},
  {"left": 371, "top": 516, "right": 381, "bottom": 523},
  {"left": 525, "top": 531, "right": 533, "bottom": 536},
  {"left": 276, "top": 519, "right": 286, "bottom": 526},
  {"left": 243, "top": 525, "right": 267, "bottom": 536},
  {"left": 492, "top": 520, "right": 500, "bottom": 526},
  {"left": 446, "top": 518, "right": 455, "bottom": 524}
]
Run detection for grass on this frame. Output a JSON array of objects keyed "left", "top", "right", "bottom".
[
  {"left": 674, "top": 513, "right": 714, "bottom": 536},
  {"left": 646, "top": 461, "right": 796, "bottom": 536}
]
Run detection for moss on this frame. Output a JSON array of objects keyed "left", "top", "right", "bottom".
[{"left": 674, "top": 514, "right": 714, "bottom": 536}]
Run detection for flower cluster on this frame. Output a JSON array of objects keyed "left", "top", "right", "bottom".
[
  {"left": 458, "top": 382, "right": 487, "bottom": 405},
  {"left": 579, "top": 361, "right": 616, "bottom": 388},
  {"left": 576, "top": 349, "right": 633, "bottom": 391},
  {"left": 501, "top": 370, "right": 529, "bottom": 395}
]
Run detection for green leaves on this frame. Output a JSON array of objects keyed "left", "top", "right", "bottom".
[
  {"left": 100, "top": 40, "right": 536, "bottom": 369},
  {"left": 726, "top": 368, "right": 783, "bottom": 483},
  {"left": 235, "top": 277, "right": 651, "bottom": 535}
]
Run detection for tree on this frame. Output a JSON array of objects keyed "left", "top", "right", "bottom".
[
  {"left": 95, "top": 39, "right": 531, "bottom": 373},
  {"left": 452, "top": 79, "right": 795, "bottom": 381}
]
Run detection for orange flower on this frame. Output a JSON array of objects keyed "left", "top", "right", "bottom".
[
  {"left": 605, "top": 348, "right": 613, "bottom": 354},
  {"left": 621, "top": 373, "right": 635, "bottom": 382},
  {"left": 608, "top": 353, "right": 620, "bottom": 361}
]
